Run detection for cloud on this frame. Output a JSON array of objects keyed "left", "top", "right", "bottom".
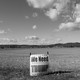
[
  {"left": 24, "top": 35, "right": 54, "bottom": 45},
  {"left": 0, "top": 38, "right": 19, "bottom": 44},
  {"left": 0, "top": 36, "right": 55, "bottom": 45},
  {"left": 26, "top": 0, "right": 72, "bottom": 20},
  {"left": 27, "top": 0, "right": 53, "bottom": 8},
  {"left": 32, "top": 25, "right": 37, "bottom": 29},
  {"left": 0, "top": 29, "right": 12, "bottom": 34},
  {"left": 26, "top": 0, "right": 80, "bottom": 25},
  {"left": 24, "top": 36, "right": 42, "bottom": 45},
  {"left": 0, "top": 38, "right": 10, "bottom": 44},
  {"left": 56, "top": 3, "right": 80, "bottom": 31},
  {"left": 0, "top": 36, "right": 54, "bottom": 45},
  {"left": 25, "top": 16, "right": 29, "bottom": 19},
  {"left": 44, "top": 0, "right": 71, "bottom": 19},
  {"left": 0, "top": 38, "right": 9, "bottom": 41},
  {"left": 32, "top": 12, "right": 38, "bottom": 17},
  {"left": 25, "top": 13, "right": 38, "bottom": 20},
  {"left": 0, "top": 30, "right": 6, "bottom": 34},
  {"left": 56, "top": 22, "right": 80, "bottom": 31},
  {"left": 40, "top": 39, "right": 54, "bottom": 44},
  {"left": 45, "top": 8, "right": 59, "bottom": 19},
  {"left": 55, "top": 38, "right": 62, "bottom": 43},
  {"left": 74, "top": 4, "right": 80, "bottom": 22},
  {"left": 9, "top": 39, "right": 18, "bottom": 43},
  {"left": 25, "top": 36, "right": 39, "bottom": 40}
]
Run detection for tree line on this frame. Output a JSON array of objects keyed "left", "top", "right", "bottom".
[{"left": 0, "top": 42, "right": 80, "bottom": 49}]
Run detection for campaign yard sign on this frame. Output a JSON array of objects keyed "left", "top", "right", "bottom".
[{"left": 30, "top": 54, "right": 49, "bottom": 76}]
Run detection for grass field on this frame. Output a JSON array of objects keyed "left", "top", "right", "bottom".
[{"left": 0, "top": 48, "right": 80, "bottom": 80}]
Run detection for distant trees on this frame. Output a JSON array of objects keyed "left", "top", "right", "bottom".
[{"left": 0, "top": 42, "right": 80, "bottom": 49}]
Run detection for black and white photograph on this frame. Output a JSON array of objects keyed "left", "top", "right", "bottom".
[{"left": 0, "top": 0, "right": 80, "bottom": 80}]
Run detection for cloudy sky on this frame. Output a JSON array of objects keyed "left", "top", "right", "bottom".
[{"left": 0, "top": 0, "right": 80, "bottom": 44}]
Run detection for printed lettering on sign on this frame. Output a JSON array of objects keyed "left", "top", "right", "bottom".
[
  {"left": 31, "top": 56, "right": 48, "bottom": 62},
  {"left": 30, "top": 54, "right": 49, "bottom": 76}
]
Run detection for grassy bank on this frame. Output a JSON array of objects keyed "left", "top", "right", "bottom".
[
  {"left": 0, "top": 67, "right": 80, "bottom": 80},
  {"left": 0, "top": 54, "right": 80, "bottom": 80},
  {"left": 0, "top": 68, "right": 75, "bottom": 80}
]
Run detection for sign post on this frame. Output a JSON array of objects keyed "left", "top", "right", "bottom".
[{"left": 30, "top": 52, "right": 49, "bottom": 76}]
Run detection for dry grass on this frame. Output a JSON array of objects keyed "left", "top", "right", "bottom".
[
  {"left": 0, "top": 55, "right": 80, "bottom": 80},
  {"left": 0, "top": 48, "right": 80, "bottom": 80},
  {"left": 0, "top": 67, "right": 80, "bottom": 80}
]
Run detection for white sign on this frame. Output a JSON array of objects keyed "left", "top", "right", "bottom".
[{"left": 30, "top": 54, "right": 49, "bottom": 76}]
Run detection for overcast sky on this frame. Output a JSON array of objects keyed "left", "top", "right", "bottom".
[{"left": 0, "top": 0, "right": 80, "bottom": 44}]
